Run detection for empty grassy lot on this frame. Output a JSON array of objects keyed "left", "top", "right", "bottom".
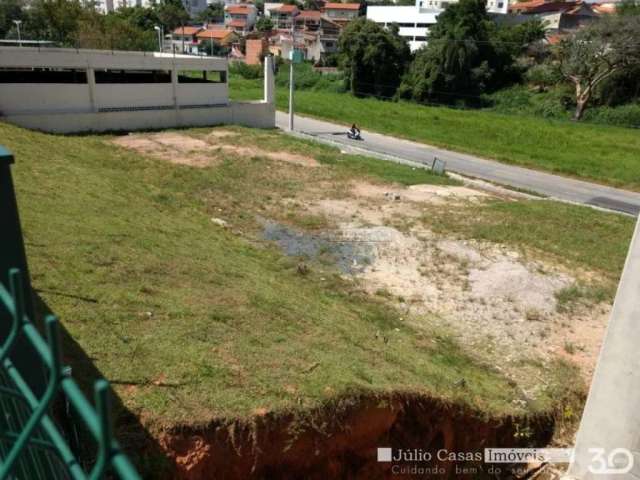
[
  {"left": 4, "top": 120, "right": 634, "bottom": 461},
  {"left": 5, "top": 122, "right": 529, "bottom": 428},
  {"left": 230, "top": 75, "right": 640, "bottom": 191}
]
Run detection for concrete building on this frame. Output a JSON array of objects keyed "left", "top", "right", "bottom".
[
  {"left": 224, "top": 4, "right": 258, "bottom": 34},
  {"left": 367, "top": 0, "right": 508, "bottom": 51},
  {"left": 321, "top": 2, "right": 362, "bottom": 27},
  {"left": 268, "top": 4, "right": 301, "bottom": 30},
  {"left": 0, "top": 47, "right": 275, "bottom": 133}
]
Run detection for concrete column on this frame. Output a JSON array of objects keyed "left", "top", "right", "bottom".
[
  {"left": 567, "top": 215, "right": 640, "bottom": 480},
  {"left": 263, "top": 55, "right": 275, "bottom": 105},
  {"left": 171, "top": 69, "right": 178, "bottom": 110},
  {"left": 87, "top": 68, "right": 97, "bottom": 112}
]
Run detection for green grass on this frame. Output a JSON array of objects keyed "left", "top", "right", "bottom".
[
  {"left": 4, "top": 121, "right": 547, "bottom": 431},
  {"left": 230, "top": 74, "right": 640, "bottom": 191}
]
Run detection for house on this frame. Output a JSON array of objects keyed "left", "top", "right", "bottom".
[
  {"left": 295, "top": 10, "right": 322, "bottom": 31},
  {"left": 508, "top": 0, "right": 600, "bottom": 33},
  {"left": 170, "top": 26, "right": 203, "bottom": 54},
  {"left": 367, "top": 0, "right": 507, "bottom": 51},
  {"left": 269, "top": 14, "right": 341, "bottom": 62},
  {"left": 245, "top": 37, "right": 269, "bottom": 65},
  {"left": 195, "top": 28, "right": 239, "bottom": 50},
  {"left": 321, "top": 3, "right": 362, "bottom": 27},
  {"left": 224, "top": 4, "right": 258, "bottom": 34},
  {"left": 268, "top": 4, "right": 300, "bottom": 30}
]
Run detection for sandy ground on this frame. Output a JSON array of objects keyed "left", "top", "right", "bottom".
[
  {"left": 308, "top": 181, "right": 610, "bottom": 380},
  {"left": 112, "top": 131, "right": 319, "bottom": 168}
]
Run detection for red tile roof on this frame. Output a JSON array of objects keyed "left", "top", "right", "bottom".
[
  {"left": 226, "top": 5, "right": 253, "bottom": 14},
  {"left": 273, "top": 4, "right": 299, "bottom": 13},
  {"left": 509, "top": 0, "right": 580, "bottom": 14},
  {"left": 297, "top": 10, "right": 322, "bottom": 19},
  {"left": 324, "top": 2, "right": 360, "bottom": 10},
  {"left": 196, "top": 28, "right": 234, "bottom": 40},
  {"left": 592, "top": 3, "right": 616, "bottom": 13},
  {"left": 173, "top": 26, "right": 202, "bottom": 36}
]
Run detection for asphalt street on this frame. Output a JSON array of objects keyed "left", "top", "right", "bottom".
[{"left": 276, "top": 111, "right": 640, "bottom": 216}]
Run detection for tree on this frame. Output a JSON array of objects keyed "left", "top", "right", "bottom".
[
  {"left": 618, "top": 0, "right": 640, "bottom": 16},
  {"left": 398, "top": 0, "right": 543, "bottom": 102},
  {"left": 154, "top": 0, "right": 189, "bottom": 32},
  {"left": 556, "top": 15, "right": 640, "bottom": 120},
  {"left": 338, "top": 18, "right": 410, "bottom": 98},
  {"left": 0, "top": 0, "right": 25, "bottom": 38},
  {"left": 196, "top": 3, "right": 224, "bottom": 23},
  {"left": 27, "top": 0, "right": 84, "bottom": 45},
  {"left": 255, "top": 16, "right": 273, "bottom": 32}
]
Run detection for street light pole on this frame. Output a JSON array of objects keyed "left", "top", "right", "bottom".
[
  {"left": 154, "top": 26, "right": 162, "bottom": 52},
  {"left": 13, "top": 20, "right": 22, "bottom": 47},
  {"left": 288, "top": 16, "right": 296, "bottom": 131}
]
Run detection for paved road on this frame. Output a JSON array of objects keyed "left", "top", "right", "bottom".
[{"left": 276, "top": 111, "right": 640, "bottom": 216}]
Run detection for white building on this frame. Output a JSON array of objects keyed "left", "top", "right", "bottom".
[
  {"left": 367, "top": 0, "right": 508, "bottom": 51},
  {"left": 90, "top": 0, "right": 155, "bottom": 14},
  {"left": 89, "top": 0, "right": 207, "bottom": 17},
  {"left": 0, "top": 47, "right": 275, "bottom": 133}
]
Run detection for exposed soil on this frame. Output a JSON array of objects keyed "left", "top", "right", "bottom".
[
  {"left": 159, "top": 394, "right": 558, "bottom": 480},
  {"left": 302, "top": 181, "right": 610, "bottom": 382},
  {"left": 112, "top": 131, "right": 319, "bottom": 168}
]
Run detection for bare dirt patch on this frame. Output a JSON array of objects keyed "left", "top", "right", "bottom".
[
  {"left": 112, "top": 131, "right": 320, "bottom": 168},
  {"left": 112, "top": 132, "right": 217, "bottom": 167},
  {"left": 214, "top": 144, "right": 320, "bottom": 168},
  {"left": 303, "top": 181, "right": 610, "bottom": 382}
]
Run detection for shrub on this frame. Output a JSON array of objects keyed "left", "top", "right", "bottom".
[
  {"left": 582, "top": 103, "right": 640, "bottom": 128},
  {"left": 229, "top": 61, "right": 263, "bottom": 79}
]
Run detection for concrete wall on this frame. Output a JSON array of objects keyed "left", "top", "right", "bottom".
[
  {"left": 4, "top": 101, "right": 275, "bottom": 133},
  {"left": 0, "top": 84, "right": 92, "bottom": 115},
  {"left": 0, "top": 47, "right": 275, "bottom": 132},
  {"left": 567, "top": 215, "right": 640, "bottom": 480}
]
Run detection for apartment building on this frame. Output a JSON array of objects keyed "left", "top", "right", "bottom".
[{"left": 367, "top": 0, "right": 507, "bottom": 51}]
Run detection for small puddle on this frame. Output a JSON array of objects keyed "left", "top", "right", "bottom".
[{"left": 261, "top": 219, "right": 376, "bottom": 274}]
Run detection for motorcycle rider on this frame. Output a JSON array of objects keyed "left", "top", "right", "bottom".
[{"left": 348, "top": 123, "right": 361, "bottom": 139}]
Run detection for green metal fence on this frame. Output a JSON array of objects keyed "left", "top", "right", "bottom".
[{"left": 0, "top": 146, "right": 141, "bottom": 480}]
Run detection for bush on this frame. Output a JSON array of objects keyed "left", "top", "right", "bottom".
[
  {"left": 525, "top": 64, "right": 562, "bottom": 89},
  {"left": 582, "top": 103, "right": 640, "bottom": 128},
  {"left": 275, "top": 62, "right": 345, "bottom": 92},
  {"left": 229, "top": 61, "right": 263, "bottom": 79}
]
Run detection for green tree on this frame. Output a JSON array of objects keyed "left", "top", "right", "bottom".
[
  {"left": 618, "top": 0, "right": 640, "bottom": 16},
  {"left": 154, "top": 0, "right": 189, "bottom": 31},
  {"left": 556, "top": 15, "right": 640, "bottom": 119},
  {"left": 338, "top": 18, "right": 410, "bottom": 98},
  {"left": 255, "top": 16, "right": 273, "bottom": 32},
  {"left": 196, "top": 3, "right": 224, "bottom": 23},
  {"left": 0, "top": 0, "right": 25, "bottom": 38},
  {"left": 26, "top": 0, "right": 84, "bottom": 45},
  {"left": 398, "top": 0, "right": 542, "bottom": 102}
]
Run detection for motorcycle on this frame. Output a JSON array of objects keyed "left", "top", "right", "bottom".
[{"left": 347, "top": 129, "right": 363, "bottom": 141}]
